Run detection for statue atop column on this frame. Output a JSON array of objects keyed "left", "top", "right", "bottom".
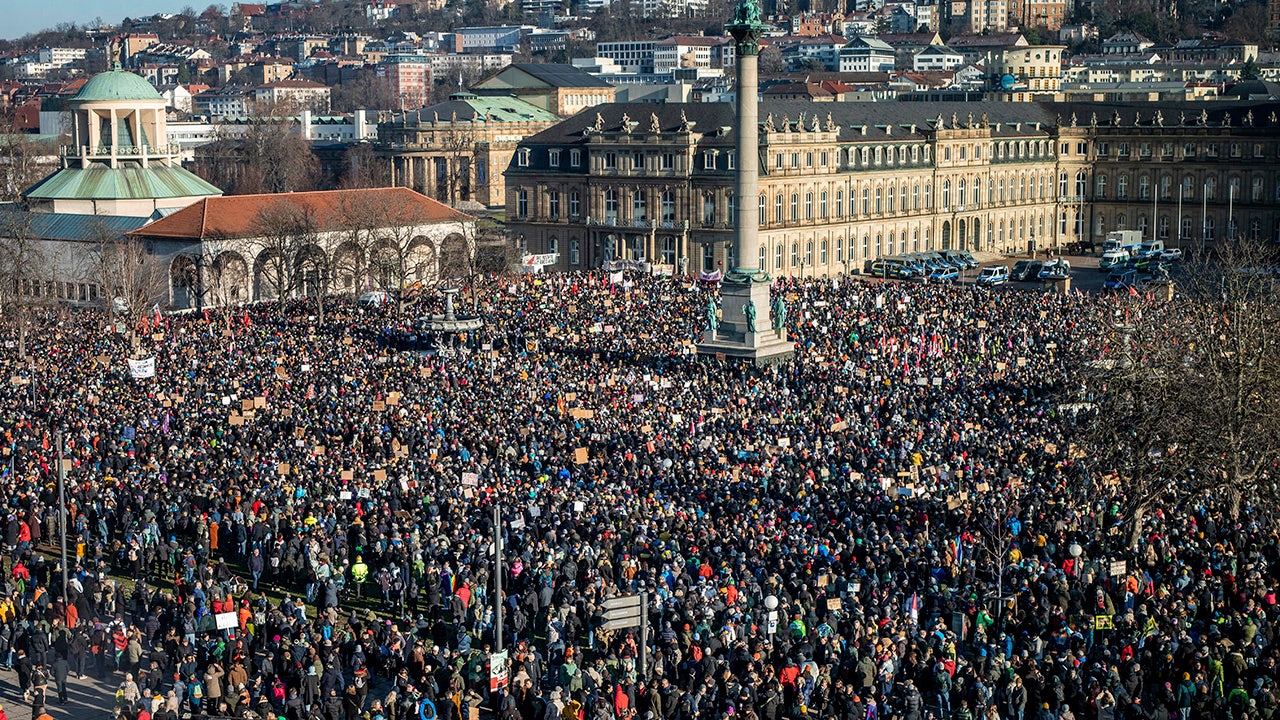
[
  {"left": 725, "top": 0, "right": 768, "bottom": 55},
  {"left": 770, "top": 296, "right": 787, "bottom": 332}
]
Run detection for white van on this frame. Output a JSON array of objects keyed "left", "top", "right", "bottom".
[
  {"left": 976, "top": 265, "right": 1009, "bottom": 286},
  {"left": 358, "top": 290, "right": 390, "bottom": 308}
]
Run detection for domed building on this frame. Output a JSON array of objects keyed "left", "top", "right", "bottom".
[
  {"left": 0, "top": 69, "right": 474, "bottom": 313},
  {"left": 22, "top": 66, "right": 222, "bottom": 217}
]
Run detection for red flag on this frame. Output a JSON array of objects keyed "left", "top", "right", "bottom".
[
  {"left": 1128, "top": 285, "right": 1139, "bottom": 297},
  {"left": 242, "top": 310, "right": 252, "bottom": 328}
]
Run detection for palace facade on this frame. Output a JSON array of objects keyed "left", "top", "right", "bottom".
[{"left": 503, "top": 100, "right": 1280, "bottom": 276}]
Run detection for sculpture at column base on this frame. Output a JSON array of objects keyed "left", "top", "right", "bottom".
[{"left": 697, "top": 279, "right": 795, "bottom": 365}]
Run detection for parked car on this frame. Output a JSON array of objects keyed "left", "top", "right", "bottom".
[
  {"left": 1038, "top": 258, "right": 1071, "bottom": 280},
  {"left": 1011, "top": 260, "right": 1043, "bottom": 281},
  {"left": 1100, "top": 249, "right": 1130, "bottom": 270},
  {"left": 358, "top": 290, "right": 390, "bottom": 308},
  {"left": 1104, "top": 269, "right": 1138, "bottom": 291},
  {"left": 976, "top": 265, "right": 1009, "bottom": 286},
  {"left": 929, "top": 266, "right": 960, "bottom": 283},
  {"left": 1159, "top": 248, "right": 1183, "bottom": 262}
]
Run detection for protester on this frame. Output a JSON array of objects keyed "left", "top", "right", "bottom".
[{"left": 0, "top": 269, "right": 1274, "bottom": 720}]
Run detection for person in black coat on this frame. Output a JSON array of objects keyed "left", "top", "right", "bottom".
[{"left": 51, "top": 656, "right": 69, "bottom": 704}]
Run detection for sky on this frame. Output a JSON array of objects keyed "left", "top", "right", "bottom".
[{"left": 6, "top": 0, "right": 190, "bottom": 41}]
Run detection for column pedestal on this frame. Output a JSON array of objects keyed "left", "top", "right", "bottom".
[{"left": 696, "top": 280, "right": 794, "bottom": 364}]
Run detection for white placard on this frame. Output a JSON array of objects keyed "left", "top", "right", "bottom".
[{"left": 128, "top": 357, "right": 156, "bottom": 379}]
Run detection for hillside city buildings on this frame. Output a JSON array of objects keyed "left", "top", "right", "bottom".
[{"left": 0, "top": 2, "right": 1278, "bottom": 299}]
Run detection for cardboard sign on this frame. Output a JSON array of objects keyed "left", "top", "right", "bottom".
[
  {"left": 229, "top": 415, "right": 245, "bottom": 426},
  {"left": 254, "top": 396, "right": 266, "bottom": 409},
  {"left": 462, "top": 472, "right": 479, "bottom": 486},
  {"left": 373, "top": 401, "right": 386, "bottom": 411},
  {"left": 278, "top": 463, "right": 290, "bottom": 475},
  {"left": 573, "top": 448, "right": 589, "bottom": 464},
  {"left": 241, "top": 399, "right": 255, "bottom": 411},
  {"left": 341, "top": 470, "right": 354, "bottom": 481},
  {"left": 372, "top": 469, "right": 387, "bottom": 482},
  {"left": 827, "top": 597, "right": 843, "bottom": 610},
  {"left": 1109, "top": 560, "right": 1127, "bottom": 577}
]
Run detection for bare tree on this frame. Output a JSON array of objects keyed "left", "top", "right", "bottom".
[
  {"left": 246, "top": 202, "right": 323, "bottom": 317},
  {"left": 350, "top": 193, "right": 438, "bottom": 316},
  {"left": 192, "top": 114, "right": 321, "bottom": 195},
  {"left": 1082, "top": 239, "right": 1280, "bottom": 538},
  {"left": 1170, "top": 241, "right": 1280, "bottom": 514},
  {"left": 0, "top": 211, "right": 48, "bottom": 357},
  {"left": 0, "top": 109, "right": 61, "bottom": 202},
  {"left": 87, "top": 223, "right": 169, "bottom": 336}
]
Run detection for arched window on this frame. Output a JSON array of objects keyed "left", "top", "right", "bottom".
[
  {"left": 1117, "top": 175, "right": 1128, "bottom": 200},
  {"left": 604, "top": 189, "right": 618, "bottom": 221},
  {"left": 775, "top": 194, "right": 784, "bottom": 223},
  {"left": 958, "top": 178, "right": 967, "bottom": 207},
  {"left": 820, "top": 191, "right": 828, "bottom": 218},
  {"left": 942, "top": 180, "right": 950, "bottom": 209},
  {"left": 633, "top": 190, "right": 647, "bottom": 220},
  {"left": 887, "top": 186, "right": 896, "bottom": 213},
  {"left": 791, "top": 193, "right": 799, "bottom": 221},
  {"left": 1095, "top": 174, "right": 1107, "bottom": 199},
  {"left": 805, "top": 192, "right": 814, "bottom": 220}
]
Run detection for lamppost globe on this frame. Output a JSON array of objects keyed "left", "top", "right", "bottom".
[
  {"left": 764, "top": 595, "right": 778, "bottom": 610},
  {"left": 1069, "top": 542, "right": 1082, "bottom": 558}
]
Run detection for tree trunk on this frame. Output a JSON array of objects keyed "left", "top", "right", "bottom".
[{"left": 1127, "top": 505, "right": 1147, "bottom": 550}]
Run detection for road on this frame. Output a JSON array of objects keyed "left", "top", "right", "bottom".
[{"left": 0, "top": 665, "right": 119, "bottom": 720}]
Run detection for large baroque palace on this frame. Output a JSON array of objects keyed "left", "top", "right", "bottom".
[{"left": 504, "top": 100, "right": 1280, "bottom": 276}]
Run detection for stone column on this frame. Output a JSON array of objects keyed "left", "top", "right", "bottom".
[
  {"left": 697, "top": 0, "right": 794, "bottom": 365},
  {"left": 733, "top": 49, "right": 760, "bottom": 275}
]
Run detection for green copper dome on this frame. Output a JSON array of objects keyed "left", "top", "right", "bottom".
[{"left": 73, "top": 69, "right": 163, "bottom": 103}]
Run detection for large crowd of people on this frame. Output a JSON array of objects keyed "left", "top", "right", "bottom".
[{"left": 0, "top": 270, "right": 1274, "bottom": 720}]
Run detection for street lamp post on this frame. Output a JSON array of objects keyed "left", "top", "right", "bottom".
[
  {"left": 56, "top": 431, "right": 68, "bottom": 605},
  {"left": 493, "top": 502, "right": 503, "bottom": 653}
]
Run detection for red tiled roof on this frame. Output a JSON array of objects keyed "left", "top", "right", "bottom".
[{"left": 130, "top": 187, "right": 472, "bottom": 240}]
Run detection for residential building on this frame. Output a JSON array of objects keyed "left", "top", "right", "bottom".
[
  {"left": 654, "top": 37, "right": 735, "bottom": 73},
  {"left": 948, "top": 33, "right": 1027, "bottom": 65},
  {"left": 839, "top": 36, "right": 896, "bottom": 72},
  {"left": 38, "top": 48, "right": 89, "bottom": 68},
  {"left": 913, "top": 44, "right": 964, "bottom": 71},
  {"left": 1103, "top": 31, "right": 1154, "bottom": 54},
  {"left": 961, "top": 0, "right": 1008, "bottom": 34},
  {"left": 193, "top": 86, "right": 254, "bottom": 117},
  {"left": 377, "top": 54, "right": 433, "bottom": 109},
  {"left": 1008, "top": 0, "right": 1066, "bottom": 30},
  {"left": 987, "top": 44, "right": 1065, "bottom": 101},
  {"left": 597, "top": 42, "right": 658, "bottom": 74},
  {"left": 253, "top": 78, "right": 332, "bottom": 113}
]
